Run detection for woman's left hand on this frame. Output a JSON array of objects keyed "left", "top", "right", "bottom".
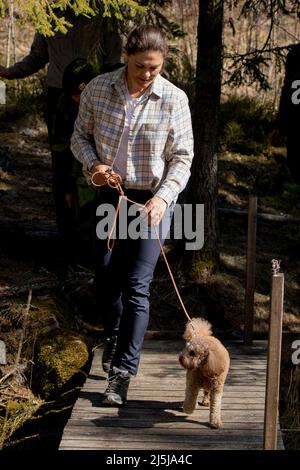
[{"left": 144, "top": 195, "right": 167, "bottom": 226}]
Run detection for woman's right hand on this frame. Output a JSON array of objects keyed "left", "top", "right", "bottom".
[{"left": 90, "top": 162, "right": 112, "bottom": 187}]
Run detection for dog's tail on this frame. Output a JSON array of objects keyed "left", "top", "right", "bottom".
[{"left": 183, "top": 317, "right": 212, "bottom": 341}]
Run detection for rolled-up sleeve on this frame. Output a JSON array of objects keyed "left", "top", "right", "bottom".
[
  {"left": 70, "top": 83, "right": 99, "bottom": 171},
  {"left": 155, "top": 94, "right": 194, "bottom": 205}
]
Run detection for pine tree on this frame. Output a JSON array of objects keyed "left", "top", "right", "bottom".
[{"left": 0, "top": 0, "right": 145, "bottom": 36}]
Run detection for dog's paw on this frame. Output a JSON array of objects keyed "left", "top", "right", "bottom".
[
  {"left": 210, "top": 419, "right": 223, "bottom": 429},
  {"left": 182, "top": 403, "right": 195, "bottom": 414},
  {"left": 200, "top": 398, "right": 210, "bottom": 407}
]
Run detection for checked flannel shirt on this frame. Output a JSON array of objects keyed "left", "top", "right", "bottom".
[{"left": 71, "top": 66, "right": 194, "bottom": 206}]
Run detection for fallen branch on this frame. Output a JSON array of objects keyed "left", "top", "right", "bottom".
[
  {"left": 218, "top": 207, "right": 300, "bottom": 223},
  {"left": 0, "top": 390, "right": 32, "bottom": 400},
  {"left": 15, "top": 289, "right": 32, "bottom": 368},
  {"left": 0, "top": 369, "right": 17, "bottom": 386},
  {"left": 0, "top": 290, "right": 32, "bottom": 386},
  {"left": 0, "top": 280, "right": 58, "bottom": 299}
]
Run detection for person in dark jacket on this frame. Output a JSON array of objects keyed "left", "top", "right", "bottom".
[
  {"left": 51, "top": 58, "right": 97, "bottom": 264},
  {"left": 276, "top": 43, "right": 300, "bottom": 183},
  {"left": 0, "top": 13, "right": 122, "bottom": 241}
]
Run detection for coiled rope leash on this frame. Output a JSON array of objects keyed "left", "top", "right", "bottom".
[{"left": 91, "top": 169, "right": 195, "bottom": 331}]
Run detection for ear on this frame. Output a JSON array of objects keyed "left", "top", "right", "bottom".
[
  {"left": 183, "top": 322, "right": 194, "bottom": 342},
  {"left": 204, "top": 350, "right": 226, "bottom": 376}
]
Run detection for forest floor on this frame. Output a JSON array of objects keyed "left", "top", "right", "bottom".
[{"left": 0, "top": 112, "right": 299, "bottom": 450}]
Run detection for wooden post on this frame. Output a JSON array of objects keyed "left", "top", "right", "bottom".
[
  {"left": 263, "top": 260, "right": 284, "bottom": 450},
  {"left": 244, "top": 195, "right": 257, "bottom": 345}
]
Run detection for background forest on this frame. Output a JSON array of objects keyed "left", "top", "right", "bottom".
[{"left": 0, "top": 0, "right": 299, "bottom": 451}]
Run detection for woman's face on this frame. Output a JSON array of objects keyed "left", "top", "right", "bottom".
[{"left": 125, "top": 50, "right": 164, "bottom": 94}]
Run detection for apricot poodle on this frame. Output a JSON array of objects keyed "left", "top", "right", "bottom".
[{"left": 179, "top": 317, "right": 230, "bottom": 429}]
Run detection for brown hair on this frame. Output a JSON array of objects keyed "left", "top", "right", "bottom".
[{"left": 125, "top": 26, "right": 168, "bottom": 57}]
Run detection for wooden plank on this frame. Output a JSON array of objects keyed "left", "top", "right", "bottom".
[
  {"left": 66, "top": 409, "right": 265, "bottom": 420},
  {"left": 61, "top": 428, "right": 266, "bottom": 443},
  {"left": 65, "top": 419, "right": 266, "bottom": 429},
  {"left": 73, "top": 397, "right": 265, "bottom": 410},
  {"left": 59, "top": 441, "right": 263, "bottom": 450},
  {"left": 62, "top": 425, "right": 269, "bottom": 438},
  {"left": 82, "top": 390, "right": 266, "bottom": 400}
]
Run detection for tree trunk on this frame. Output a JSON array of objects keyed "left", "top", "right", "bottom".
[{"left": 184, "top": 0, "right": 224, "bottom": 280}]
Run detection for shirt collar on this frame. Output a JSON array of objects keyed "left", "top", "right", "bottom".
[
  {"left": 110, "top": 66, "right": 162, "bottom": 99},
  {"left": 150, "top": 73, "right": 163, "bottom": 98}
]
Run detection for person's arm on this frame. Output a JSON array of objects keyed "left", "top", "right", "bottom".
[
  {"left": 70, "top": 83, "right": 111, "bottom": 187},
  {"left": 70, "top": 84, "right": 99, "bottom": 169},
  {"left": 71, "top": 83, "right": 114, "bottom": 190},
  {"left": 0, "top": 32, "right": 49, "bottom": 79},
  {"left": 154, "top": 93, "right": 194, "bottom": 206},
  {"left": 276, "top": 46, "right": 299, "bottom": 135}
]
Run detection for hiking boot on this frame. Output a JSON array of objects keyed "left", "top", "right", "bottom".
[
  {"left": 102, "top": 335, "right": 118, "bottom": 373},
  {"left": 102, "top": 367, "right": 131, "bottom": 406}
]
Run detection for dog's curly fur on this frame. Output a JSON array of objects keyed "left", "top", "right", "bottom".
[{"left": 179, "top": 317, "right": 230, "bottom": 429}]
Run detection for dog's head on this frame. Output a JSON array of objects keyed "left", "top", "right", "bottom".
[
  {"left": 179, "top": 318, "right": 230, "bottom": 376},
  {"left": 179, "top": 318, "right": 211, "bottom": 370},
  {"left": 179, "top": 340, "right": 209, "bottom": 370}
]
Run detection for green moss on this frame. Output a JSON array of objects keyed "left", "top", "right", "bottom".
[
  {"left": 0, "top": 399, "right": 42, "bottom": 445},
  {"left": 189, "top": 258, "right": 217, "bottom": 282},
  {"left": 34, "top": 334, "right": 89, "bottom": 399},
  {"left": 29, "top": 296, "right": 74, "bottom": 328}
]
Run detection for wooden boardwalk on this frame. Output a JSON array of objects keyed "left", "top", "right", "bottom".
[{"left": 59, "top": 340, "right": 284, "bottom": 450}]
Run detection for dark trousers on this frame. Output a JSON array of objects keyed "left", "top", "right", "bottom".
[
  {"left": 46, "top": 87, "right": 78, "bottom": 261},
  {"left": 286, "top": 134, "right": 300, "bottom": 184},
  {"left": 94, "top": 186, "right": 173, "bottom": 375}
]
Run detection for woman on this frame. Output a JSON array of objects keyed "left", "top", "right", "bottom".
[{"left": 71, "top": 25, "right": 194, "bottom": 406}]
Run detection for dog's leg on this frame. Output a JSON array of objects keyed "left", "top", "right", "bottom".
[
  {"left": 200, "top": 389, "right": 210, "bottom": 407},
  {"left": 209, "top": 387, "right": 223, "bottom": 429},
  {"left": 182, "top": 370, "right": 200, "bottom": 414}
]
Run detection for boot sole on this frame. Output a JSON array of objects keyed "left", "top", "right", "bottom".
[{"left": 102, "top": 394, "right": 126, "bottom": 406}]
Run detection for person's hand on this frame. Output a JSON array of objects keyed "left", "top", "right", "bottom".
[
  {"left": 90, "top": 162, "right": 112, "bottom": 187},
  {"left": 0, "top": 66, "right": 10, "bottom": 79},
  {"left": 144, "top": 195, "right": 167, "bottom": 226}
]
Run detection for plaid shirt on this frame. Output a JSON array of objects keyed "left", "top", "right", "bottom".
[{"left": 71, "top": 66, "right": 194, "bottom": 205}]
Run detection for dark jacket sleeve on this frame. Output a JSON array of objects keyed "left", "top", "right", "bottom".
[
  {"left": 6, "top": 32, "right": 49, "bottom": 79},
  {"left": 277, "top": 44, "right": 300, "bottom": 133}
]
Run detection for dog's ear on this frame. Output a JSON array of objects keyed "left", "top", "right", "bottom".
[
  {"left": 204, "top": 349, "right": 226, "bottom": 376},
  {"left": 183, "top": 322, "right": 194, "bottom": 341}
]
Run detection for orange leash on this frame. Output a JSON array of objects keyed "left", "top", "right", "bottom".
[{"left": 91, "top": 170, "right": 194, "bottom": 327}]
